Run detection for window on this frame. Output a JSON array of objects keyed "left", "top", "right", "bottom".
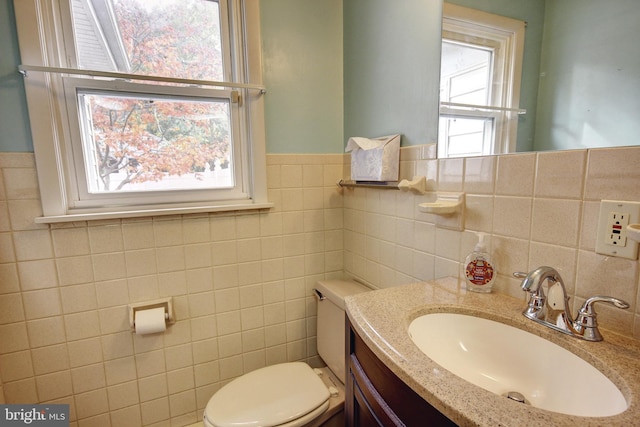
[
  {"left": 14, "top": 0, "right": 270, "bottom": 222},
  {"left": 438, "top": 3, "right": 525, "bottom": 158}
]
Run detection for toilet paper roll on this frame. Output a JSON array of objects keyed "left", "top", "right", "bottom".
[{"left": 135, "top": 307, "right": 167, "bottom": 335}]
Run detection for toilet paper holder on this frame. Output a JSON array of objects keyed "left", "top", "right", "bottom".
[{"left": 128, "top": 297, "right": 175, "bottom": 332}]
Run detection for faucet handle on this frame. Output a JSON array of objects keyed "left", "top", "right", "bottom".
[
  {"left": 512, "top": 271, "right": 528, "bottom": 279},
  {"left": 579, "top": 296, "right": 630, "bottom": 314},
  {"left": 574, "top": 296, "right": 630, "bottom": 341}
]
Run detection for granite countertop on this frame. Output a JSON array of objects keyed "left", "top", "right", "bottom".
[{"left": 345, "top": 278, "right": 640, "bottom": 427}]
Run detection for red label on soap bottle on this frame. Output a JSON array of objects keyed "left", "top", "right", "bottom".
[{"left": 465, "top": 260, "right": 494, "bottom": 285}]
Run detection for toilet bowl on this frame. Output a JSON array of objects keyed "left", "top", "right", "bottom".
[{"left": 202, "top": 279, "right": 371, "bottom": 427}]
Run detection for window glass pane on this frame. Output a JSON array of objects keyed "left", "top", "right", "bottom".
[
  {"left": 77, "top": 90, "right": 233, "bottom": 193},
  {"left": 440, "top": 41, "right": 492, "bottom": 105},
  {"left": 72, "top": 0, "right": 223, "bottom": 81},
  {"left": 439, "top": 116, "right": 493, "bottom": 158},
  {"left": 440, "top": 39, "right": 496, "bottom": 157},
  {"left": 449, "top": 67, "right": 489, "bottom": 104}
]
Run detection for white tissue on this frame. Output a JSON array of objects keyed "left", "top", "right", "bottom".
[
  {"left": 134, "top": 307, "right": 167, "bottom": 335},
  {"left": 345, "top": 134, "right": 400, "bottom": 181},
  {"left": 345, "top": 137, "right": 386, "bottom": 151}
]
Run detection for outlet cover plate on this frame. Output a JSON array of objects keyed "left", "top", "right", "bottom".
[{"left": 595, "top": 200, "right": 640, "bottom": 260}]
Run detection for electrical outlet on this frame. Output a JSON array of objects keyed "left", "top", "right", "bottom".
[
  {"left": 605, "top": 211, "right": 629, "bottom": 246},
  {"left": 596, "top": 200, "right": 640, "bottom": 260}
]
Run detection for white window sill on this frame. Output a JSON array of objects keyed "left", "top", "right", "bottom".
[{"left": 34, "top": 202, "right": 274, "bottom": 224}]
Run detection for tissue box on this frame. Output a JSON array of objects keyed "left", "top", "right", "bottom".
[{"left": 346, "top": 134, "right": 400, "bottom": 182}]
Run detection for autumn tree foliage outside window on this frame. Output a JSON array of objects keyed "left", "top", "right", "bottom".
[
  {"left": 15, "top": 0, "right": 269, "bottom": 221},
  {"left": 78, "top": 88, "right": 233, "bottom": 193},
  {"left": 75, "top": 0, "right": 233, "bottom": 193}
]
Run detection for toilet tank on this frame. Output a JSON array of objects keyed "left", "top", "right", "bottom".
[{"left": 314, "top": 279, "right": 371, "bottom": 384}]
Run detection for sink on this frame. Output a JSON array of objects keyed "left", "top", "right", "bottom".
[{"left": 408, "top": 312, "right": 627, "bottom": 417}]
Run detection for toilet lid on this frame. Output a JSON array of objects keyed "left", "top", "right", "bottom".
[{"left": 204, "top": 362, "right": 330, "bottom": 427}]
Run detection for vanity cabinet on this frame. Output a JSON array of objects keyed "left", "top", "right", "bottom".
[{"left": 346, "top": 319, "right": 457, "bottom": 427}]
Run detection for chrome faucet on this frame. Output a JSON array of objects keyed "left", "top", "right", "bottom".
[{"left": 514, "top": 267, "right": 630, "bottom": 341}]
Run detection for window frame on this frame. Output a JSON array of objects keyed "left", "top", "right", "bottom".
[
  {"left": 63, "top": 78, "right": 245, "bottom": 206},
  {"left": 14, "top": 0, "right": 271, "bottom": 223},
  {"left": 439, "top": 3, "right": 525, "bottom": 157}
]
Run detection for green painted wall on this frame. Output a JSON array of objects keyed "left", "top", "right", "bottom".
[
  {"left": 534, "top": 0, "right": 640, "bottom": 151},
  {"left": 3, "top": 0, "right": 638, "bottom": 154},
  {"left": 0, "top": 0, "right": 344, "bottom": 154},
  {"left": 343, "top": 0, "right": 442, "bottom": 147},
  {"left": 0, "top": 0, "right": 33, "bottom": 152},
  {"left": 260, "top": 0, "right": 344, "bottom": 153}
]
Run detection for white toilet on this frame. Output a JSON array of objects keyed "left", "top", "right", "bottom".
[{"left": 202, "top": 279, "right": 371, "bottom": 427}]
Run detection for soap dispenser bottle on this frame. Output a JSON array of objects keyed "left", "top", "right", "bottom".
[{"left": 464, "top": 232, "right": 495, "bottom": 293}]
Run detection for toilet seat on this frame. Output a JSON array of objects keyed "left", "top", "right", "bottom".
[{"left": 204, "top": 362, "right": 331, "bottom": 427}]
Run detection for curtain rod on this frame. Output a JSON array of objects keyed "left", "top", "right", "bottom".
[{"left": 18, "top": 64, "right": 266, "bottom": 93}]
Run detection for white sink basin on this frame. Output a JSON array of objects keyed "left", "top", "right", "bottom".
[{"left": 408, "top": 313, "right": 627, "bottom": 417}]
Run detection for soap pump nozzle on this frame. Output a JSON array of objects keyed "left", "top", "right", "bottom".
[{"left": 474, "top": 232, "right": 487, "bottom": 252}]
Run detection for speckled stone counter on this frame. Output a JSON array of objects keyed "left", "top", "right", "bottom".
[{"left": 345, "top": 278, "right": 640, "bottom": 427}]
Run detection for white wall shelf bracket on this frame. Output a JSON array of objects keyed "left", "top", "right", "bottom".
[{"left": 398, "top": 176, "right": 427, "bottom": 194}]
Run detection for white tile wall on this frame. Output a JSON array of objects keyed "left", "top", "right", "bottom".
[
  {"left": 0, "top": 152, "right": 344, "bottom": 426},
  {"left": 1, "top": 147, "right": 640, "bottom": 426},
  {"left": 343, "top": 145, "right": 640, "bottom": 339}
]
